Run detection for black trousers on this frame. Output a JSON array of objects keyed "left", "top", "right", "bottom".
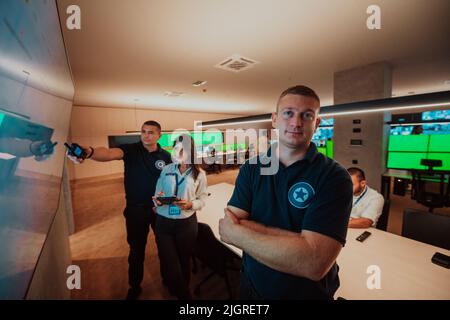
[
  {"left": 155, "top": 213, "right": 198, "bottom": 300},
  {"left": 124, "top": 205, "right": 156, "bottom": 289}
]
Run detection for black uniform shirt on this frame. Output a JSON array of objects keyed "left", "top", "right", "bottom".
[
  {"left": 118, "top": 142, "right": 172, "bottom": 206},
  {"left": 228, "top": 142, "right": 353, "bottom": 299}
]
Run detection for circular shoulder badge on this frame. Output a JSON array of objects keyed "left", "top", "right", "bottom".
[
  {"left": 288, "top": 182, "right": 315, "bottom": 209},
  {"left": 155, "top": 160, "right": 166, "bottom": 170}
]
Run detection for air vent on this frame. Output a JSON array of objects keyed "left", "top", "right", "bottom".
[
  {"left": 164, "top": 91, "right": 184, "bottom": 97},
  {"left": 215, "top": 54, "right": 259, "bottom": 73}
]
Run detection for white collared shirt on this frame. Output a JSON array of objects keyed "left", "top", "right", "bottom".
[
  {"left": 154, "top": 163, "right": 208, "bottom": 219},
  {"left": 350, "top": 186, "right": 384, "bottom": 227}
]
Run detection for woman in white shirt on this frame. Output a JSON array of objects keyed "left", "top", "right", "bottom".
[{"left": 153, "top": 134, "right": 208, "bottom": 299}]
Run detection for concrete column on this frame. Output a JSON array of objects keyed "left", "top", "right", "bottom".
[{"left": 333, "top": 62, "right": 392, "bottom": 191}]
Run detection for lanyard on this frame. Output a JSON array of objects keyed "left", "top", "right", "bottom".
[
  {"left": 166, "top": 167, "right": 191, "bottom": 197},
  {"left": 354, "top": 187, "right": 368, "bottom": 206}
]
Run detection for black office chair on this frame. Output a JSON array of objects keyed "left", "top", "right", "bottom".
[
  {"left": 401, "top": 208, "right": 450, "bottom": 250},
  {"left": 192, "top": 223, "right": 240, "bottom": 299},
  {"left": 410, "top": 161, "right": 450, "bottom": 212},
  {"left": 375, "top": 199, "right": 390, "bottom": 231}
]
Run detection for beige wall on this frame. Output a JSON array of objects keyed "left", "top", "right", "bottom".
[{"left": 68, "top": 106, "right": 243, "bottom": 180}]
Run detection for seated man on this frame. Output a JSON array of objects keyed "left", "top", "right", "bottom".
[{"left": 347, "top": 167, "right": 384, "bottom": 228}]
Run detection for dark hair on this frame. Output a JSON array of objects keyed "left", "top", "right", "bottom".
[
  {"left": 173, "top": 134, "right": 201, "bottom": 181},
  {"left": 347, "top": 167, "right": 366, "bottom": 182},
  {"left": 277, "top": 85, "right": 320, "bottom": 111},
  {"left": 412, "top": 125, "right": 423, "bottom": 134},
  {"left": 142, "top": 120, "right": 161, "bottom": 132}
]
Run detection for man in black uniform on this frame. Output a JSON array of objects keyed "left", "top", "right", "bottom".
[
  {"left": 219, "top": 85, "right": 353, "bottom": 299},
  {"left": 67, "top": 120, "right": 171, "bottom": 299}
]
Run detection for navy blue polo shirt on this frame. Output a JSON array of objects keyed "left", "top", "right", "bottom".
[
  {"left": 119, "top": 142, "right": 172, "bottom": 206},
  {"left": 228, "top": 142, "right": 353, "bottom": 299}
]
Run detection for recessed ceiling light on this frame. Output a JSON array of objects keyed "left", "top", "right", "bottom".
[
  {"left": 192, "top": 80, "right": 207, "bottom": 87},
  {"left": 444, "top": 80, "right": 450, "bottom": 85},
  {"left": 164, "top": 91, "right": 184, "bottom": 97}
]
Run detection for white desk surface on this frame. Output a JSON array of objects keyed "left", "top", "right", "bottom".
[
  {"left": 198, "top": 183, "right": 243, "bottom": 256},
  {"left": 199, "top": 183, "right": 450, "bottom": 300}
]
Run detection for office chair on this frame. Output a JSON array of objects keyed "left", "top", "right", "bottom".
[
  {"left": 375, "top": 199, "right": 390, "bottom": 231},
  {"left": 192, "top": 223, "right": 240, "bottom": 299},
  {"left": 402, "top": 208, "right": 450, "bottom": 250},
  {"left": 410, "top": 164, "right": 450, "bottom": 213}
]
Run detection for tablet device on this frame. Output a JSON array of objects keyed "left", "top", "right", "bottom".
[{"left": 156, "top": 196, "right": 178, "bottom": 205}]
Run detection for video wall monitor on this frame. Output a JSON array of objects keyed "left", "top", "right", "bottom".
[
  {"left": 386, "top": 134, "right": 450, "bottom": 171},
  {"left": 426, "top": 153, "right": 450, "bottom": 171},
  {"left": 158, "top": 131, "right": 223, "bottom": 150},
  {"left": 312, "top": 118, "right": 334, "bottom": 159},
  {"left": 428, "top": 135, "right": 450, "bottom": 152},
  {"left": 388, "top": 135, "right": 429, "bottom": 152},
  {"left": 317, "top": 146, "right": 326, "bottom": 156},
  {"left": 387, "top": 152, "right": 429, "bottom": 170},
  {"left": 316, "top": 139, "right": 333, "bottom": 159}
]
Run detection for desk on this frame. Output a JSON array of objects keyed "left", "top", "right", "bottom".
[
  {"left": 198, "top": 183, "right": 242, "bottom": 256},
  {"left": 200, "top": 183, "right": 450, "bottom": 299},
  {"left": 336, "top": 228, "right": 450, "bottom": 300}
]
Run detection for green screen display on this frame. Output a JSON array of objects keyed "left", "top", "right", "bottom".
[
  {"left": 428, "top": 134, "right": 450, "bottom": 152},
  {"left": 426, "top": 152, "right": 450, "bottom": 170},
  {"left": 388, "top": 135, "right": 429, "bottom": 152},
  {"left": 158, "top": 132, "right": 248, "bottom": 153},
  {"left": 387, "top": 134, "right": 450, "bottom": 170},
  {"left": 326, "top": 140, "right": 334, "bottom": 159},
  {"left": 317, "top": 140, "right": 333, "bottom": 159},
  {"left": 158, "top": 131, "right": 223, "bottom": 150},
  {"left": 387, "top": 152, "right": 428, "bottom": 170}
]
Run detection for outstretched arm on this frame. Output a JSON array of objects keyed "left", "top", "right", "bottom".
[
  {"left": 87, "top": 147, "right": 124, "bottom": 162},
  {"left": 67, "top": 145, "right": 123, "bottom": 163}
]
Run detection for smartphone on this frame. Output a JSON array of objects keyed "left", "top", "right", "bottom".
[
  {"left": 64, "top": 142, "right": 87, "bottom": 159},
  {"left": 431, "top": 252, "right": 450, "bottom": 268},
  {"left": 156, "top": 196, "right": 178, "bottom": 205},
  {"left": 356, "top": 231, "right": 371, "bottom": 242}
]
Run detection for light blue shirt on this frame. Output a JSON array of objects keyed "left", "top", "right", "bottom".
[{"left": 154, "top": 163, "right": 208, "bottom": 219}]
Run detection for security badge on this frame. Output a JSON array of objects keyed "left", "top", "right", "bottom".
[
  {"left": 169, "top": 204, "right": 181, "bottom": 216},
  {"left": 155, "top": 160, "right": 166, "bottom": 170},
  {"left": 288, "top": 181, "right": 315, "bottom": 209}
]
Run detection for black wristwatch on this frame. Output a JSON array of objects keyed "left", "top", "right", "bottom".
[{"left": 86, "top": 146, "right": 94, "bottom": 159}]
